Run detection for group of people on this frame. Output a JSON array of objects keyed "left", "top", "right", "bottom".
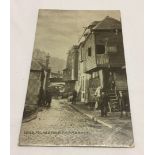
[
  {"left": 39, "top": 84, "right": 129, "bottom": 118},
  {"left": 95, "top": 86, "right": 129, "bottom": 118},
  {"left": 70, "top": 85, "right": 129, "bottom": 118}
]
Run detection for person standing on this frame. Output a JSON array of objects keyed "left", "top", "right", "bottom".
[
  {"left": 111, "top": 80, "right": 116, "bottom": 91},
  {"left": 119, "top": 91, "right": 128, "bottom": 118},
  {"left": 94, "top": 86, "right": 103, "bottom": 110},
  {"left": 72, "top": 89, "right": 77, "bottom": 104},
  {"left": 100, "top": 91, "right": 109, "bottom": 117},
  {"left": 46, "top": 89, "right": 52, "bottom": 107}
]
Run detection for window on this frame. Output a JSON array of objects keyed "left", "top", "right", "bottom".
[
  {"left": 96, "top": 45, "right": 105, "bottom": 54},
  {"left": 88, "top": 47, "right": 92, "bottom": 56},
  {"left": 92, "top": 71, "right": 99, "bottom": 78},
  {"left": 92, "top": 72, "right": 95, "bottom": 78},
  {"left": 82, "top": 77, "right": 84, "bottom": 91},
  {"left": 82, "top": 93, "right": 85, "bottom": 98}
]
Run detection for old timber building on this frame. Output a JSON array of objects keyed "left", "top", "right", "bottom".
[{"left": 64, "top": 16, "right": 129, "bottom": 111}]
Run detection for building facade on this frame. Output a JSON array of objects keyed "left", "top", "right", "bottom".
[
  {"left": 23, "top": 54, "right": 51, "bottom": 121},
  {"left": 63, "top": 45, "right": 79, "bottom": 93},
  {"left": 76, "top": 41, "right": 90, "bottom": 103}
]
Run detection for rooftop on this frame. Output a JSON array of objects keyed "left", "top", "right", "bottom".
[{"left": 93, "top": 16, "right": 121, "bottom": 30}]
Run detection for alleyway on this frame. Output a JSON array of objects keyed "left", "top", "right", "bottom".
[{"left": 19, "top": 99, "right": 134, "bottom": 147}]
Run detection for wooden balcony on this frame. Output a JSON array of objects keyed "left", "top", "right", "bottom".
[
  {"left": 96, "top": 54, "right": 109, "bottom": 66},
  {"left": 96, "top": 54, "right": 125, "bottom": 68},
  {"left": 85, "top": 53, "right": 125, "bottom": 73}
]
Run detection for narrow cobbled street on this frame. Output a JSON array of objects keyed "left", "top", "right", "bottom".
[{"left": 19, "top": 99, "right": 133, "bottom": 147}]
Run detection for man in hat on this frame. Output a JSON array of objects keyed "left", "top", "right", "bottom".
[
  {"left": 99, "top": 90, "right": 109, "bottom": 117},
  {"left": 45, "top": 89, "right": 52, "bottom": 107},
  {"left": 119, "top": 91, "right": 128, "bottom": 118},
  {"left": 72, "top": 89, "right": 77, "bottom": 104}
]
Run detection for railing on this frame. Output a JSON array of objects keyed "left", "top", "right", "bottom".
[
  {"left": 115, "top": 81, "right": 128, "bottom": 91},
  {"left": 96, "top": 54, "right": 109, "bottom": 65}
]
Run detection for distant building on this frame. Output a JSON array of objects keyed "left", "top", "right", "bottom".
[
  {"left": 49, "top": 71, "right": 65, "bottom": 94},
  {"left": 63, "top": 45, "right": 79, "bottom": 93}
]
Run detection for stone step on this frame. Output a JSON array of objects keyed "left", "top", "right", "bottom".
[
  {"left": 110, "top": 99, "right": 118, "bottom": 102},
  {"left": 109, "top": 94, "right": 117, "bottom": 97},
  {"left": 110, "top": 101, "right": 119, "bottom": 104},
  {"left": 109, "top": 95, "right": 117, "bottom": 98},
  {"left": 110, "top": 98, "right": 117, "bottom": 101},
  {"left": 108, "top": 92, "right": 115, "bottom": 95}
]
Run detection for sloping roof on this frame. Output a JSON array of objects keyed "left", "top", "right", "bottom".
[
  {"left": 93, "top": 16, "right": 121, "bottom": 30},
  {"left": 87, "top": 21, "right": 100, "bottom": 29},
  {"left": 31, "top": 60, "right": 42, "bottom": 71}
]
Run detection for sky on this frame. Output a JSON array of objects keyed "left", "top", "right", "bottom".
[{"left": 33, "top": 10, "right": 121, "bottom": 60}]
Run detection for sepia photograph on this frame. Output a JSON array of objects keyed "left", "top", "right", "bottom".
[{"left": 19, "top": 10, "right": 134, "bottom": 147}]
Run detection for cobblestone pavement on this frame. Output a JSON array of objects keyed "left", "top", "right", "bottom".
[
  {"left": 19, "top": 99, "right": 134, "bottom": 147},
  {"left": 71, "top": 103, "right": 133, "bottom": 129}
]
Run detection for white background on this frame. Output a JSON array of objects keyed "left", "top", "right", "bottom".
[{"left": 1, "top": 0, "right": 145, "bottom": 154}]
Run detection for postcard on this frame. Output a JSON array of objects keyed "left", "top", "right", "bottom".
[{"left": 19, "top": 10, "right": 134, "bottom": 147}]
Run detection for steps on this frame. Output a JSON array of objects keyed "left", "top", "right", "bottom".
[{"left": 108, "top": 90, "right": 120, "bottom": 112}]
